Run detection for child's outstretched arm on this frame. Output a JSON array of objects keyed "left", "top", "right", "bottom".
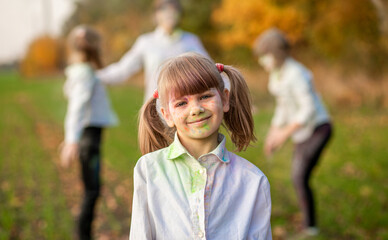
[
  {"left": 247, "top": 176, "right": 272, "bottom": 239},
  {"left": 96, "top": 38, "right": 144, "bottom": 85},
  {"left": 129, "top": 158, "right": 154, "bottom": 239}
]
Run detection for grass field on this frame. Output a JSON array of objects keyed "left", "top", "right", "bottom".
[{"left": 0, "top": 70, "right": 387, "bottom": 240}]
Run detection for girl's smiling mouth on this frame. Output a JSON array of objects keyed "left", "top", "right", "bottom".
[{"left": 187, "top": 116, "right": 211, "bottom": 125}]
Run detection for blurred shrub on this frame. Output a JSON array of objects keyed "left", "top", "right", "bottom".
[
  {"left": 211, "top": 0, "right": 386, "bottom": 74},
  {"left": 63, "top": 0, "right": 153, "bottom": 63},
  {"left": 20, "top": 36, "right": 64, "bottom": 77},
  {"left": 212, "top": 0, "right": 306, "bottom": 49},
  {"left": 61, "top": 0, "right": 387, "bottom": 74}
]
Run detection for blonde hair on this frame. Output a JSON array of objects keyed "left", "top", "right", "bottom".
[
  {"left": 138, "top": 53, "right": 256, "bottom": 155},
  {"left": 67, "top": 25, "right": 103, "bottom": 69}
]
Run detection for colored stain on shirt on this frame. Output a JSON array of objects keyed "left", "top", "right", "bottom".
[
  {"left": 130, "top": 133, "right": 272, "bottom": 239},
  {"left": 221, "top": 148, "right": 227, "bottom": 162},
  {"left": 191, "top": 169, "right": 206, "bottom": 193},
  {"left": 169, "top": 142, "right": 178, "bottom": 154}
]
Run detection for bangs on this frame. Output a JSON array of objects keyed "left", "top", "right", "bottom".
[{"left": 158, "top": 53, "right": 224, "bottom": 102}]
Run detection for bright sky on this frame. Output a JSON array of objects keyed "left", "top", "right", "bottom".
[{"left": 0, "top": 0, "right": 75, "bottom": 64}]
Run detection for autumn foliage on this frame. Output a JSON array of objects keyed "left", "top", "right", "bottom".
[
  {"left": 211, "top": 0, "right": 385, "bottom": 71},
  {"left": 212, "top": 0, "right": 305, "bottom": 48},
  {"left": 20, "top": 0, "right": 387, "bottom": 76},
  {"left": 20, "top": 36, "right": 63, "bottom": 77}
]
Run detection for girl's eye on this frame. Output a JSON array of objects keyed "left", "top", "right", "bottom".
[
  {"left": 200, "top": 94, "right": 212, "bottom": 100},
  {"left": 175, "top": 101, "right": 187, "bottom": 107}
]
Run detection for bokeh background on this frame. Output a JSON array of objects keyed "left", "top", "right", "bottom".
[{"left": 0, "top": 0, "right": 387, "bottom": 239}]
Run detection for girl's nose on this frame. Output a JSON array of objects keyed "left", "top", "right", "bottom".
[{"left": 189, "top": 103, "right": 205, "bottom": 116}]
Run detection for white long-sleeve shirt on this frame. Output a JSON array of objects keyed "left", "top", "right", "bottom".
[
  {"left": 130, "top": 134, "right": 272, "bottom": 240},
  {"left": 64, "top": 63, "right": 118, "bottom": 143},
  {"left": 268, "top": 58, "right": 330, "bottom": 143},
  {"left": 97, "top": 27, "right": 210, "bottom": 101}
]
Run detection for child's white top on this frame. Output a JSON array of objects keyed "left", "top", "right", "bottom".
[
  {"left": 130, "top": 134, "right": 272, "bottom": 240},
  {"left": 96, "top": 27, "right": 209, "bottom": 102},
  {"left": 64, "top": 62, "right": 118, "bottom": 143},
  {"left": 268, "top": 57, "right": 330, "bottom": 143}
]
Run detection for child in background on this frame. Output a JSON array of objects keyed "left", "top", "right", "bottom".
[
  {"left": 254, "top": 28, "right": 332, "bottom": 237},
  {"left": 130, "top": 53, "right": 272, "bottom": 239},
  {"left": 60, "top": 25, "right": 118, "bottom": 240}
]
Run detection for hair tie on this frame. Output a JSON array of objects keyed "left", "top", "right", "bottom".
[
  {"left": 215, "top": 63, "right": 224, "bottom": 73},
  {"left": 153, "top": 89, "right": 159, "bottom": 99}
]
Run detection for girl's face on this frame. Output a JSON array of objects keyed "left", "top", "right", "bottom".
[
  {"left": 258, "top": 54, "right": 276, "bottom": 72},
  {"left": 161, "top": 88, "right": 230, "bottom": 142}
]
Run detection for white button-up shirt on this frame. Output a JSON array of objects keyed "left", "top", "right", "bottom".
[
  {"left": 97, "top": 27, "right": 210, "bottom": 101},
  {"left": 268, "top": 57, "right": 330, "bottom": 143},
  {"left": 130, "top": 134, "right": 272, "bottom": 240},
  {"left": 64, "top": 63, "right": 118, "bottom": 143}
]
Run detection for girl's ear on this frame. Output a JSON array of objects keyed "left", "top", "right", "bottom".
[
  {"left": 160, "top": 107, "right": 175, "bottom": 128},
  {"left": 222, "top": 88, "right": 230, "bottom": 113}
]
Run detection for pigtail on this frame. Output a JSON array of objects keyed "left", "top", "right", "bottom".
[
  {"left": 138, "top": 98, "right": 174, "bottom": 155},
  {"left": 223, "top": 66, "right": 257, "bottom": 151}
]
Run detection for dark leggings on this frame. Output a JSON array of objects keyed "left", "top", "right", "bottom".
[
  {"left": 292, "top": 123, "right": 332, "bottom": 228},
  {"left": 78, "top": 127, "right": 103, "bottom": 240}
]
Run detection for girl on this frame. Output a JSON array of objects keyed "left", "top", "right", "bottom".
[
  {"left": 253, "top": 28, "right": 333, "bottom": 236},
  {"left": 131, "top": 53, "right": 272, "bottom": 239},
  {"left": 60, "top": 25, "right": 118, "bottom": 240}
]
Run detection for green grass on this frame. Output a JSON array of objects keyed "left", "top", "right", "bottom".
[
  {"left": 0, "top": 70, "right": 387, "bottom": 239},
  {"left": 0, "top": 71, "right": 73, "bottom": 239}
]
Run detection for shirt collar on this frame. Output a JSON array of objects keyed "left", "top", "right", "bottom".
[
  {"left": 270, "top": 57, "right": 294, "bottom": 81},
  {"left": 155, "top": 27, "right": 183, "bottom": 40},
  {"left": 282, "top": 57, "right": 294, "bottom": 71},
  {"left": 167, "top": 133, "right": 230, "bottom": 163}
]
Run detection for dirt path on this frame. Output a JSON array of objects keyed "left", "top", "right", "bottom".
[{"left": 18, "top": 95, "right": 132, "bottom": 239}]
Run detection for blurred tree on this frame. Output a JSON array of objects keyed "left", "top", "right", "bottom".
[
  {"left": 212, "top": 0, "right": 306, "bottom": 48},
  {"left": 310, "top": 1, "right": 379, "bottom": 56},
  {"left": 211, "top": 0, "right": 386, "bottom": 73},
  {"left": 210, "top": 0, "right": 306, "bottom": 65},
  {"left": 63, "top": 0, "right": 220, "bottom": 62},
  {"left": 63, "top": 0, "right": 154, "bottom": 63},
  {"left": 20, "top": 36, "right": 63, "bottom": 77},
  {"left": 59, "top": 0, "right": 386, "bottom": 73},
  {"left": 178, "top": 0, "right": 220, "bottom": 58},
  {"left": 309, "top": 0, "right": 385, "bottom": 73},
  {"left": 180, "top": 0, "right": 218, "bottom": 35}
]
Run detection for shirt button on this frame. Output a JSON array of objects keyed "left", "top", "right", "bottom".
[
  {"left": 199, "top": 169, "right": 205, "bottom": 174},
  {"left": 198, "top": 231, "right": 204, "bottom": 238}
]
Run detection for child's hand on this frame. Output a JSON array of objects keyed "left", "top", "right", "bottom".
[
  {"left": 264, "top": 134, "right": 276, "bottom": 157},
  {"left": 264, "top": 127, "right": 287, "bottom": 157},
  {"left": 264, "top": 123, "right": 300, "bottom": 157},
  {"left": 59, "top": 142, "right": 79, "bottom": 168}
]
